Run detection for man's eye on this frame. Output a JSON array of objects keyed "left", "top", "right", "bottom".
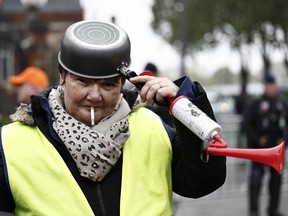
[
  {"left": 78, "top": 78, "right": 89, "bottom": 83},
  {"left": 102, "top": 82, "right": 115, "bottom": 87}
]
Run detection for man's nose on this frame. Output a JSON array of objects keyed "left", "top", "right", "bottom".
[{"left": 87, "top": 84, "right": 102, "bottom": 101}]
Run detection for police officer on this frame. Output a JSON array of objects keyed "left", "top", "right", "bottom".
[{"left": 243, "top": 75, "right": 287, "bottom": 216}]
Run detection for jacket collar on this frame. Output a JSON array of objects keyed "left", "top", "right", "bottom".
[{"left": 9, "top": 87, "right": 141, "bottom": 125}]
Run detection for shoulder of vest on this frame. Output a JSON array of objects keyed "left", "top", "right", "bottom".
[
  {"left": 130, "top": 107, "right": 173, "bottom": 142},
  {"left": 130, "top": 107, "right": 160, "bottom": 118},
  {"left": 2, "top": 122, "right": 37, "bottom": 132}
]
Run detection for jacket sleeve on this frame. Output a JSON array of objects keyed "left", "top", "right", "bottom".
[{"left": 170, "top": 76, "right": 226, "bottom": 198}]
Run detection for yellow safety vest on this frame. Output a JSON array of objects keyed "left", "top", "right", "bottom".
[{"left": 1, "top": 107, "right": 172, "bottom": 216}]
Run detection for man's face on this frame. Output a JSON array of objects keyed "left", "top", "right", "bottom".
[
  {"left": 264, "top": 82, "right": 278, "bottom": 98},
  {"left": 59, "top": 73, "right": 123, "bottom": 126},
  {"left": 16, "top": 83, "right": 39, "bottom": 104}
]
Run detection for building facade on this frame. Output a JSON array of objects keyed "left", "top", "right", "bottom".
[{"left": 0, "top": 0, "right": 83, "bottom": 124}]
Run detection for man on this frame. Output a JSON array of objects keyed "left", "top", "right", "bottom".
[
  {"left": 243, "top": 75, "right": 287, "bottom": 216},
  {"left": 8, "top": 66, "right": 49, "bottom": 104},
  {"left": 144, "top": 62, "right": 159, "bottom": 76}
]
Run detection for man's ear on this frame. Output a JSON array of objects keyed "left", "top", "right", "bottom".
[{"left": 59, "top": 72, "right": 66, "bottom": 85}]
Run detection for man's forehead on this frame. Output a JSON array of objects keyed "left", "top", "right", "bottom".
[{"left": 68, "top": 73, "right": 121, "bottom": 81}]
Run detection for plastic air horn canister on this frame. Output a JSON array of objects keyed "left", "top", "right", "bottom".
[{"left": 169, "top": 96, "right": 222, "bottom": 141}]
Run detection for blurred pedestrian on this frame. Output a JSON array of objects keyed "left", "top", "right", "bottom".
[
  {"left": 144, "top": 62, "right": 159, "bottom": 76},
  {"left": 243, "top": 75, "right": 288, "bottom": 216},
  {"left": 234, "top": 87, "right": 252, "bottom": 148},
  {"left": 235, "top": 87, "right": 252, "bottom": 116},
  {"left": 7, "top": 66, "right": 49, "bottom": 104},
  {"left": 143, "top": 62, "right": 175, "bottom": 128}
]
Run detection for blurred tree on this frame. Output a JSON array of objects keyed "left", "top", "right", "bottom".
[
  {"left": 211, "top": 67, "right": 236, "bottom": 84},
  {"left": 151, "top": 0, "right": 288, "bottom": 92}
]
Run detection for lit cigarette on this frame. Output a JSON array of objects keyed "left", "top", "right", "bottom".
[{"left": 91, "top": 107, "right": 95, "bottom": 127}]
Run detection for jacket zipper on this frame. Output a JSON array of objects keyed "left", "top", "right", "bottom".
[{"left": 95, "top": 183, "right": 107, "bottom": 216}]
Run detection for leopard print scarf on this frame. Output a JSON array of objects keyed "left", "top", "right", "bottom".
[{"left": 48, "top": 88, "right": 131, "bottom": 182}]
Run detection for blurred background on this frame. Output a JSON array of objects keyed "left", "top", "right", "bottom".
[{"left": 0, "top": 0, "right": 288, "bottom": 215}]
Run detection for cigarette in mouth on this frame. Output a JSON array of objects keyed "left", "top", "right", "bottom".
[{"left": 91, "top": 107, "right": 95, "bottom": 127}]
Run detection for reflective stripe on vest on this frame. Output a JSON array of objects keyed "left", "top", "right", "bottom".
[{"left": 1, "top": 107, "right": 172, "bottom": 216}]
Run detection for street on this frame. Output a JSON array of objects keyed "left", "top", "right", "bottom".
[{"left": 173, "top": 161, "right": 288, "bottom": 216}]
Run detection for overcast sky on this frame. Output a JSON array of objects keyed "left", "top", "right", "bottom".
[{"left": 79, "top": 0, "right": 271, "bottom": 79}]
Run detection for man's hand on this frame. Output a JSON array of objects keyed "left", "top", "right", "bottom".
[{"left": 129, "top": 76, "right": 179, "bottom": 106}]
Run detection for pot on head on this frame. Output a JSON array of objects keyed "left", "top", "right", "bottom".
[{"left": 58, "top": 20, "right": 131, "bottom": 79}]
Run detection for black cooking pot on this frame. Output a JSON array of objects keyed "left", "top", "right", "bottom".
[{"left": 58, "top": 20, "right": 131, "bottom": 78}]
